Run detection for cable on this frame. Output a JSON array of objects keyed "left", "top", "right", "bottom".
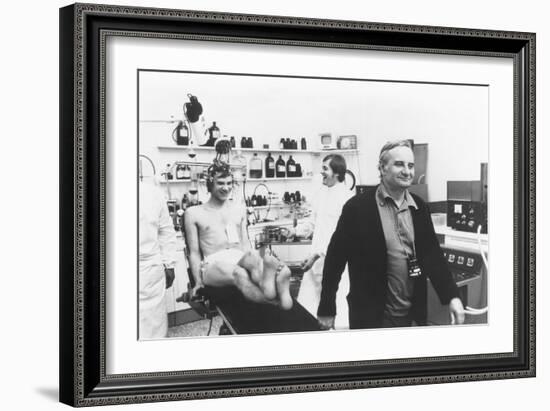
[
  {"left": 477, "top": 224, "right": 489, "bottom": 269},
  {"left": 252, "top": 182, "right": 272, "bottom": 221},
  {"left": 138, "top": 154, "right": 156, "bottom": 176},
  {"left": 451, "top": 224, "right": 489, "bottom": 324}
]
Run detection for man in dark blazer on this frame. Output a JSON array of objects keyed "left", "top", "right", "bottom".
[{"left": 317, "top": 140, "right": 465, "bottom": 329}]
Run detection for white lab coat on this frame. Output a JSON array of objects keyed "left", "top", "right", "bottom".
[
  {"left": 139, "top": 182, "right": 177, "bottom": 339},
  {"left": 296, "top": 182, "right": 353, "bottom": 329}
]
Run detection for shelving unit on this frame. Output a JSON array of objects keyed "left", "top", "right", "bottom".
[
  {"left": 159, "top": 176, "right": 313, "bottom": 184},
  {"left": 248, "top": 176, "right": 313, "bottom": 182},
  {"left": 157, "top": 145, "right": 358, "bottom": 156}
]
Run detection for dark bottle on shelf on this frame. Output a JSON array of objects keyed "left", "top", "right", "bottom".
[
  {"left": 289, "top": 192, "right": 296, "bottom": 203},
  {"left": 175, "top": 164, "right": 185, "bottom": 180},
  {"left": 210, "top": 122, "right": 221, "bottom": 139},
  {"left": 230, "top": 136, "right": 236, "bottom": 148},
  {"left": 279, "top": 138, "right": 285, "bottom": 150},
  {"left": 251, "top": 195, "right": 258, "bottom": 207},
  {"left": 265, "top": 152, "right": 275, "bottom": 178},
  {"left": 249, "top": 153, "right": 263, "bottom": 179},
  {"left": 276, "top": 155, "right": 286, "bottom": 178},
  {"left": 291, "top": 139, "right": 297, "bottom": 150},
  {"left": 285, "top": 138, "right": 291, "bottom": 149},
  {"left": 176, "top": 121, "right": 189, "bottom": 146},
  {"left": 286, "top": 155, "right": 296, "bottom": 178},
  {"left": 295, "top": 163, "right": 302, "bottom": 177},
  {"left": 301, "top": 137, "right": 307, "bottom": 150},
  {"left": 283, "top": 191, "right": 291, "bottom": 203},
  {"left": 203, "top": 122, "right": 220, "bottom": 146},
  {"left": 240, "top": 136, "right": 247, "bottom": 148},
  {"left": 295, "top": 191, "right": 302, "bottom": 202}
]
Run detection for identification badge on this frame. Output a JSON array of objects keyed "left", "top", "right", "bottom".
[
  {"left": 408, "top": 257, "right": 422, "bottom": 278},
  {"left": 225, "top": 223, "right": 240, "bottom": 243}
]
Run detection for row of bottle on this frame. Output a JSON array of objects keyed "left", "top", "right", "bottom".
[
  {"left": 245, "top": 195, "right": 269, "bottom": 207},
  {"left": 249, "top": 153, "right": 303, "bottom": 179},
  {"left": 280, "top": 138, "right": 307, "bottom": 150}
]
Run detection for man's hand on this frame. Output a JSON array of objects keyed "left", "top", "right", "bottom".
[
  {"left": 164, "top": 267, "right": 175, "bottom": 289},
  {"left": 317, "top": 315, "right": 335, "bottom": 330},
  {"left": 191, "top": 282, "right": 204, "bottom": 300},
  {"left": 301, "top": 253, "right": 319, "bottom": 272},
  {"left": 449, "top": 297, "right": 465, "bottom": 325}
]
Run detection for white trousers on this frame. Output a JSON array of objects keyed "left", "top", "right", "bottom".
[{"left": 139, "top": 263, "right": 168, "bottom": 339}]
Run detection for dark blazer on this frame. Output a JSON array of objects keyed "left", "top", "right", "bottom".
[{"left": 317, "top": 186, "right": 458, "bottom": 329}]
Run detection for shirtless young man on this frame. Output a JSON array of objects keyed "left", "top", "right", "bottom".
[{"left": 184, "top": 161, "right": 293, "bottom": 310}]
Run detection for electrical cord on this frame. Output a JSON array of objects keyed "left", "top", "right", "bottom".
[
  {"left": 252, "top": 182, "right": 272, "bottom": 221},
  {"left": 450, "top": 224, "right": 489, "bottom": 324},
  {"left": 138, "top": 154, "right": 156, "bottom": 178}
]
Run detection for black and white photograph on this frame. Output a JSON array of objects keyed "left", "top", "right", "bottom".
[{"left": 138, "top": 70, "right": 489, "bottom": 340}]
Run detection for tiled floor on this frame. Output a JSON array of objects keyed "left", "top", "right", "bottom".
[{"left": 168, "top": 315, "right": 224, "bottom": 338}]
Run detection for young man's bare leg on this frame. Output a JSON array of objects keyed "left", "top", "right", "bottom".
[
  {"left": 232, "top": 266, "right": 277, "bottom": 304},
  {"left": 263, "top": 254, "right": 293, "bottom": 310},
  {"left": 202, "top": 260, "right": 275, "bottom": 305},
  {"left": 238, "top": 251, "right": 277, "bottom": 300}
]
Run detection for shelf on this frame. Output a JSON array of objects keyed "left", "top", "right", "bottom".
[
  {"left": 159, "top": 179, "right": 194, "bottom": 184},
  {"left": 157, "top": 145, "right": 358, "bottom": 155},
  {"left": 248, "top": 177, "right": 312, "bottom": 182},
  {"left": 159, "top": 176, "right": 312, "bottom": 184},
  {"left": 248, "top": 204, "right": 302, "bottom": 209}
]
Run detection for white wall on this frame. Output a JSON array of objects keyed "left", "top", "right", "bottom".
[{"left": 3, "top": 1, "right": 546, "bottom": 410}]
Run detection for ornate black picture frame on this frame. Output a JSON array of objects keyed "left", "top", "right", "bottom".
[{"left": 59, "top": 3, "right": 535, "bottom": 407}]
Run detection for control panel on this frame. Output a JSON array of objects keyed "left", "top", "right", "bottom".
[{"left": 441, "top": 245, "right": 482, "bottom": 285}]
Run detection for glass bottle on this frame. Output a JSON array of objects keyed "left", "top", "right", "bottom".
[
  {"left": 301, "top": 137, "right": 307, "bottom": 150},
  {"left": 286, "top": 155, "right": 296, "bottom": 178},
  {"left": 276, "top": 155, "right": 286, "bottom": 178},
  {"left": 175, "top": 164, "right": 185, "bottom": 180},
  {"left": 209, "top": 121, "right": 221, "bottom": 139},
  {"left": 249, "top": 153, "right": 263, "bottom": 179},
  {"left": 176, "top": 121, "right": 189, "bottom": 146},
  {"left": 265, "top": 152, "right": 275, "bottom": 178},
  {"left": 232, "top": 150, "right": 247, "bottom": 183},
  {"left": 295, "top": 163, "right": 302, "bottom": 177}
]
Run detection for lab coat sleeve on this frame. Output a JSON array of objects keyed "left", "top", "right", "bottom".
[
  {"left": 317, "top": 200, "right": 353, "bottom": 317},
  {"left": 157, "top": 197, "right": 177, "bottom": 268}
]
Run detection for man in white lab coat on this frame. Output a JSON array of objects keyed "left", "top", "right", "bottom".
[
  {"left": 288, "top": 154, "right": 353, "bottom": 329},
  {"left": 139, "top": 182, "right": 177, "bottom": 339}
]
